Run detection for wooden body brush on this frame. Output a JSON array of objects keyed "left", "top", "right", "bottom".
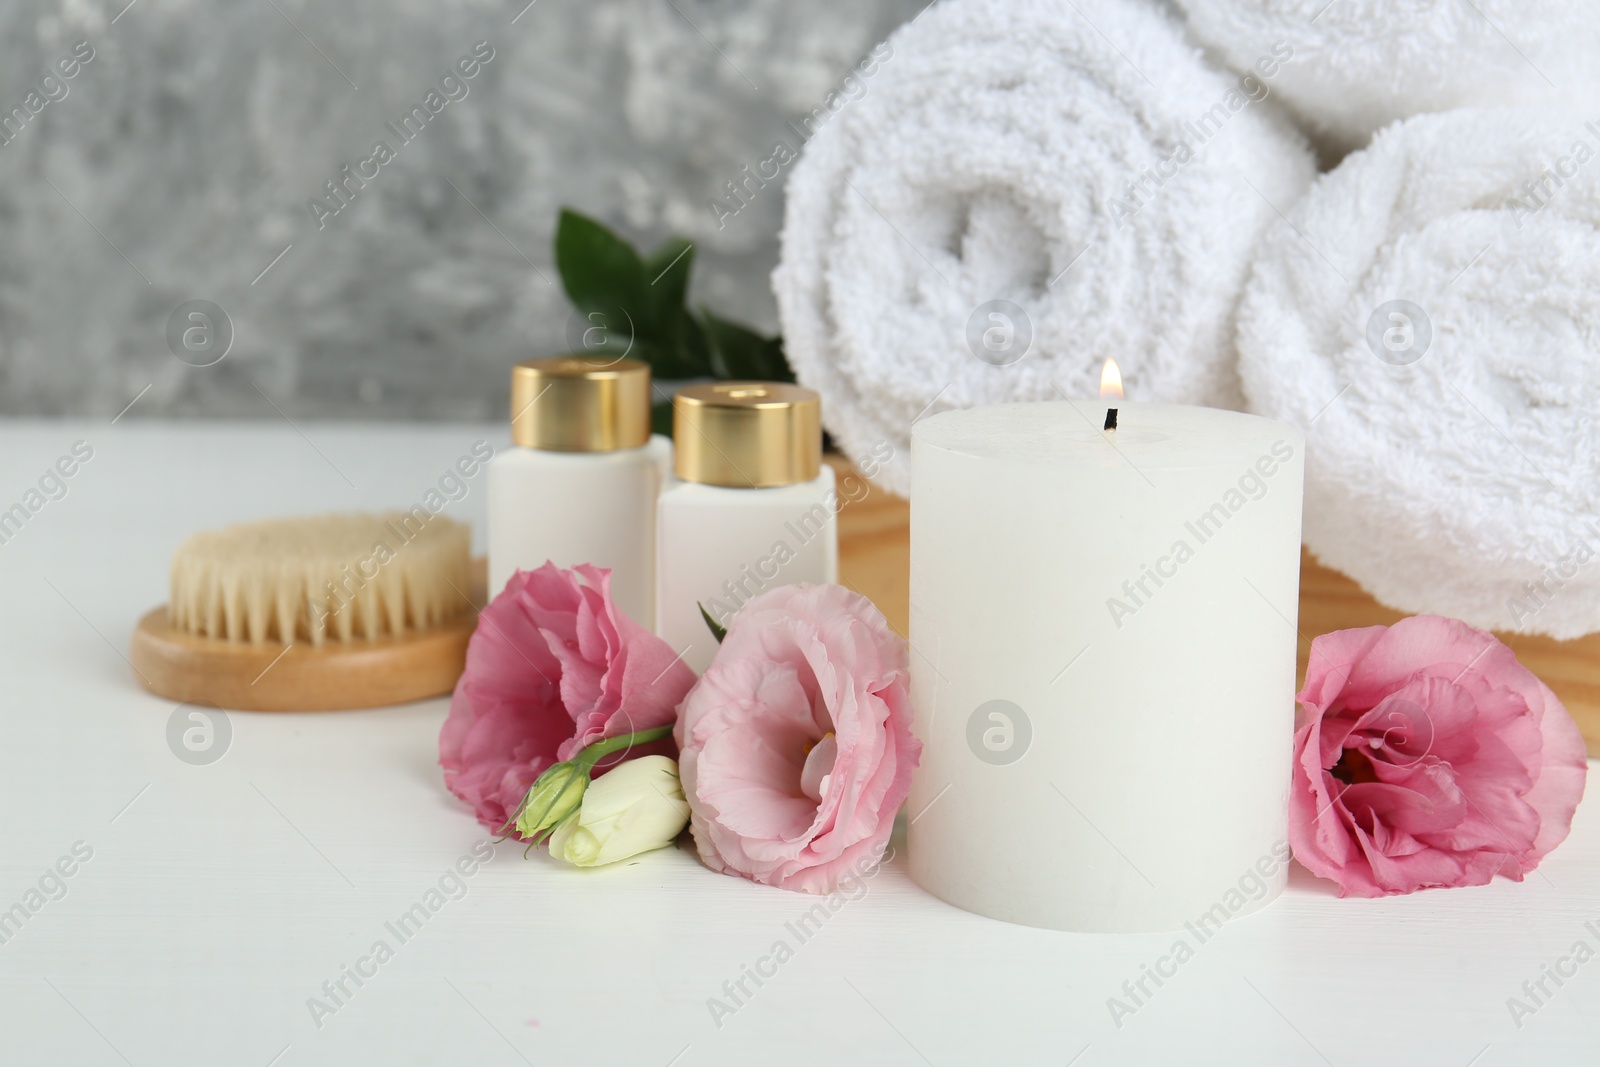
[{"left": 130, "top": 512, "right": 484, "bottom": 711}]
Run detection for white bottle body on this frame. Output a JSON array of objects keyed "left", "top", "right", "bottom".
[
  {"left": 488, "top": 435, "right": 672, "bottom": 627},
  {"left": 655, "top": 466, "right": 839, "bottom": 673}
]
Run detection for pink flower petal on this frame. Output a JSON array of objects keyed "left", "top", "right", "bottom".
[
  {"left": 1524, "top": 676, "right": 1589, "bottom": 861},
  {"left": 1290, "top": 616, "right": 1587, "bottom": 897},
  {"left": 799, "top": 735, "right": 837, "bottom": 803},
  {"left": 439, "top": 563, "right": 699, "bottom": 837},
  {"left": 676, "top": 584, "right": 920, "bottom": 894}
]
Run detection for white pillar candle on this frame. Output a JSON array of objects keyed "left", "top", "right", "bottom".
[{"left": 908, "top": 399, "right": 1305, "bottom": 933}]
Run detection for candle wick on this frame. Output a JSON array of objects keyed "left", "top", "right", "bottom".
[{"left": 1103, "top": 407, "right": 1118, "bottom": 432}]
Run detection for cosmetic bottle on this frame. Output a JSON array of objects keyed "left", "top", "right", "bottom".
[
  {"left": 656, "top": 382, "right": 838, "bottom": 672},
  {"left": 488, "top": 357, "right": 671, "bottom": 626}
]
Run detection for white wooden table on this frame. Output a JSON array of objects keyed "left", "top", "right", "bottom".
[{"left": 1, "top": 420, "right": 1596, "bottom": 1066}]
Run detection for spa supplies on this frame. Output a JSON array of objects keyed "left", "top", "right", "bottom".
[
  {"left": 1237, "top": 108, "right": 1600, "bottom": 640},
  {"left": 169, "top": 512, "right": 470, "bottom": 643},
  {"left": 772, "top": 0, "right": 1313, "bottom": 496},
  {"left": 656, "top": 383, "right": 838, "bottom": 673},
  {"left": 907, "top": 398, "right": 1305, "bottom": 932},
  {"left": 1175, "top": 0, "right": 1600, "bottom": 155},
  {"left": 487, "top": 357, "right": 671, "bottom": 624},
  {"left": 133, "top": 511, "right": 477, "bottom": 710}
]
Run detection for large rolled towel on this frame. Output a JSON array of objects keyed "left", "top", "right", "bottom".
[
  {"left": 1237, "top": 108, "right": 1600, "bottom": 639},
  {"left": 774, "top": 0, "right": 1314, "bottom": 495},
  {"left": 1174, "top": 0, "right": 1600, "bottom": 155}
]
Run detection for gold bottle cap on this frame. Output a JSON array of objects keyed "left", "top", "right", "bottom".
[
  {"left": 673, "top": 382, "right": 822, "bottom": 488},
  {"left": 510, "top": 357, "right": 652, "bottom": 452}
]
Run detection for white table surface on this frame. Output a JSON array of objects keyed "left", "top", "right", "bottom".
[{"left": 1, "top": 419, "right": 1596, "bottom": 1067}]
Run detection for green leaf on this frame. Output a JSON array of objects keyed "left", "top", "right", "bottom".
[
  {"left": 698, "top": 603, "right": 728, "bottom": 644},
  {"left": 644, "top": 237, "right": 714, "bottom": 378},
  {"left": 552, "top": 206, "right": 800, "bottom": 386},
  {"left": 643, "top": 237, "right": 695, "bottom": 326},
  {"left": 650, "top": 307, "right": 714, "bottom": 380},
  {"left": 701, "top": 309, "right": 794, "bottom": 382},
  {"left": 555, "top": 209, "right": 646, "bottom": 311},
  {"left": 555, "top": 209, "right": 651, "bottom": 354},
  {"left": 651, "top": 399, "right": 674, "bottom": 437}
]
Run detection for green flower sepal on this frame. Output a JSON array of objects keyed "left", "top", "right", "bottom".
[{"left": 501, "top": 725, "right": 675, "bottom": 847}]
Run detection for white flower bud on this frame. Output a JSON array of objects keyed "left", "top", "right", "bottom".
[{"left": 548, "top": 755, "right": 690, "bottom": 867}]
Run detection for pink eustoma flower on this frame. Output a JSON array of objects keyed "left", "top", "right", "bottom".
[
  {"left": 439, "top": 563, "right": 697, "bottom": 838},
  {"left": 1291, "top": 615, "right": 1587, "bottom": 897},
  {"left": 676, "top": 584, "right": 921, "bottom": 894}
]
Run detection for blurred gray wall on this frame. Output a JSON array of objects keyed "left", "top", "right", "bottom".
[{"left": 0, "top": 0, "right": 922, "bottom": 420}]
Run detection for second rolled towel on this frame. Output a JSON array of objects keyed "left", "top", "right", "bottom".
[
  {"left": 1238, "top": 108, "right": 1600, "bottom": 639},
  {"left": 774, "top": 0, "right": 1313, "bottom": 496},
  {"left": 1174, "top": 0, "right": 1600, "bottom": 155}
]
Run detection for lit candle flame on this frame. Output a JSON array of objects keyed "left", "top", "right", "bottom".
[{"left": 1099, "top": 358, "right": 1124, "bottom": 400}]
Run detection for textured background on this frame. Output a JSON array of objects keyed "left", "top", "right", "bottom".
[{"left": 0, "top": 0, "right": 923, "bottom": 420}]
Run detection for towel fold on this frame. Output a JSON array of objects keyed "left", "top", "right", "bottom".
[
  {"left": 1174, "top": 0, "right": 1600, "bottom": 155},
  {"left": 1237, "top": 108, "right": 1600, "bottom": 639},
  {"left": 774, "top": 0, "right": 1314, "bottom": 496}
]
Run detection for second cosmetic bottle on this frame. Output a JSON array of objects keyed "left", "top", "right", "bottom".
[{"left": 656, "top": 382, "right": 838, "bottom": 672}]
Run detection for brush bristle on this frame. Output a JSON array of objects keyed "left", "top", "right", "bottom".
[{"left": 170, "top": 512, "right": 472, "bottom": 645}]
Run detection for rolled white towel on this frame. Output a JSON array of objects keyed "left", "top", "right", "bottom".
[
  {"left": 1174, "top": 0, "right": 1600, "bottom": 155},
  {"left": 1237, "top": 108, "right": 1600, "bottom": 639},
  {"left": 774, "top": 0, "right": 1314, "bottom": 496}
]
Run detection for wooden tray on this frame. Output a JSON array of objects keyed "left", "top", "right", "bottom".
[
  {"left": 129, "top": 560, "right": 486, "bottom": 712},
  {"left": 828, "top": 458, "right": 1600, "bottom": 758}
]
